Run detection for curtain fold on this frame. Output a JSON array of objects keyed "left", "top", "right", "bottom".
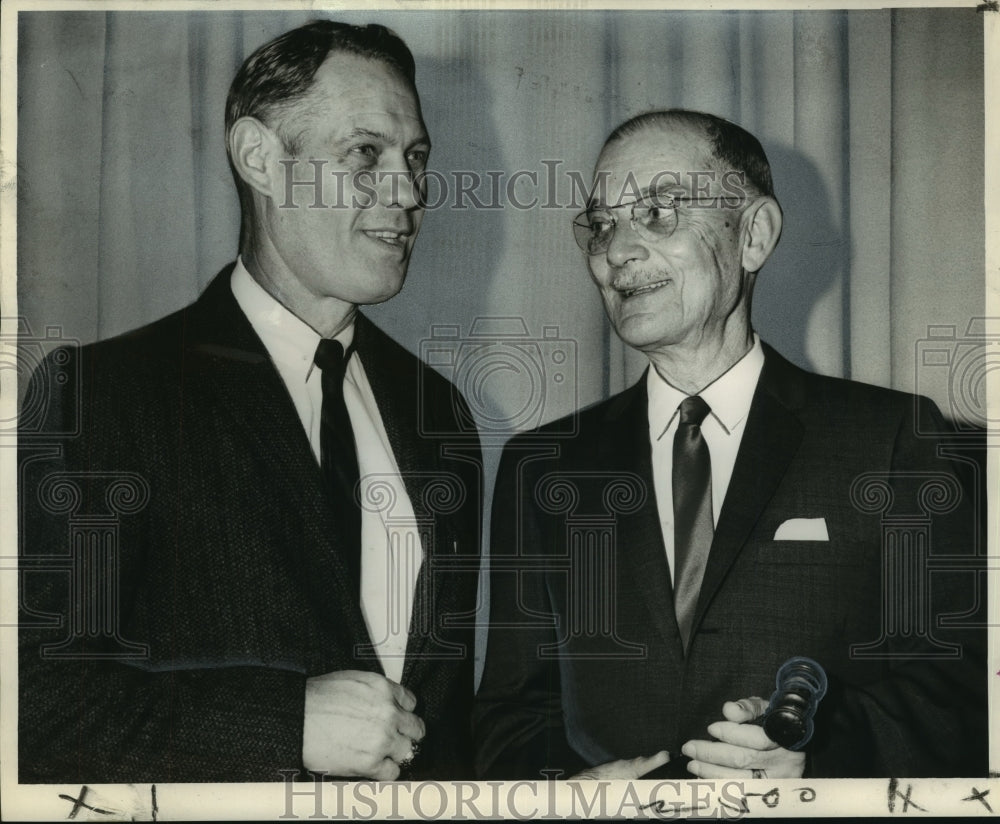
[
  {"left": 16, "top": 8, "right": 985, "bottom": 423},
  {"left": 847, "top": 12, "right": 893, "bottom": 391},
  {"left": 890, "top": 9, "right": 984, "bottom": 398},
  {"left": 97, "top": 13, "right": 200, "bottom": 335}
]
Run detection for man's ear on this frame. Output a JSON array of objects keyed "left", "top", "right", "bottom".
[
  {"left": 741, "top": 196, "right": 783, "bottom": 273},
  {"left": 228, "top": 116, "right": 282, "bottom": 199}
]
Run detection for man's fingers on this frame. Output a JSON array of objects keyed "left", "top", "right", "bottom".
[
  {"left": 351, "top": 671, "right": 416, "bottom": 712},
  {"left": 704, "top": 720, "right": 777, "bottom": 750},
  {"left": 371, "top": 757, "right": 401, "bottom": 782},
  {"left": 721, "top": 696, "right": 767, "bottom": 723},
  {"left": 392, "top": 682, "right": 418, "bottom": 712},
  {"left": 570, "top": 751, "right": 671, "bottom": 781},
  {"left": 687, "top": 760, "right": 762, "bottom": 780},
  {"left": 686, "top": 759, "right": 735, "bottom": 779},
  {"left": 302, "top": 669, "right": 424, "bottom": 776},
  {"left": 686, "top": 744, "right": 807, "bottom": 780},
  {"left": 681, "top": 699, "right": 809, "bottom": 781},
  {"left": 312, "top": 670, "right": 394, "bottom": 702},
  {"left": 633, "top": 750, "right": 671, "bottom": 777},
  {"left": 682, "top": 739, "right": 760, "bottom": 770},
  {"left": 309, "top": 670, "right": 419, "bottom": 719},
  {"left": 324, "top": 669, "right": 415, "bottom": 709},
  {"left": 387, "top": 730, "right": 418, "bottom": 765},
  {"left": 394, "top": 708, "right": 425, "bottom": 743}
]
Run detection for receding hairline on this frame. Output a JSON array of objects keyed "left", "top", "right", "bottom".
[
  {"left": 597, "top": 109, "right": 775, "bottom": 199},
  {"left": 243, "top": 50, "right": 423, "bottom": 153}
]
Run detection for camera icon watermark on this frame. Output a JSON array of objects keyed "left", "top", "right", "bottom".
[
  {"left": 1, "top": 317, "right": 80, "bottom": 442},
  {"left": 418, "top": 317, "right": 578, "bottom": 441},
  {"left": 914, "top": 318, "right": 1000, "bottom": 436}
]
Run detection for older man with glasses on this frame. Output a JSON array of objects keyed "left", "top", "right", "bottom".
[{"left": 474, "top": 109, "right": 986, "bottom": 780}]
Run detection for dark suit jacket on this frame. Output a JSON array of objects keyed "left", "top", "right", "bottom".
[
  {"left": 474, "top": 343, "right": 986, "bottom": 778},
  {"left": 19, "top": 266, "right": 482, "bottom": 782}
]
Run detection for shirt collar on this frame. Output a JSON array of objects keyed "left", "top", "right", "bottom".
[
  {"left": 230, "top": 257, "right": 354, "bottom": 383},
  {"left": 647, "top": 334, "right": 765, "bottom": 439}
]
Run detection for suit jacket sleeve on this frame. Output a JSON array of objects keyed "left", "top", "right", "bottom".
[
  {"left": 804, "top": 396, "right": 987, "bottom": 777},
  {"left": 18, "top": 347, "right": 309, "bottom": 783},
  {"left": 473, "top": 441, "right": 588, "bottom": 779}
]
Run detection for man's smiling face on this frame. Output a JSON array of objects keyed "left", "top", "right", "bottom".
[
  {"left": 259, "top": 50, "right": 430, "bottom": 319},
  {"left": 586, "top": 124, "right": 751, "bottom": 358}
]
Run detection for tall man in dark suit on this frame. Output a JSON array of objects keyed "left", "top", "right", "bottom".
[
  {"left": 474, "top": 110, "right": 986, "bottom": 779},
  {"left": 19, "top": 21, "right": 481, "bottom": 782}
]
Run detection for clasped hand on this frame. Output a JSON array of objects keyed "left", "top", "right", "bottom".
[
  {"left": 681, "top": 696, "right": 805, "bottom": 779},
  {"left": 571, "top": 696, "right": 804, "bottom": 780},
  {"left": 302, "top": 669, "right": 425, "bottom": 781}
]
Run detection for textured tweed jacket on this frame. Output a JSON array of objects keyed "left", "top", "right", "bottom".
[{"left": 19, "top": 266, "right": 482, "bottom": 782}]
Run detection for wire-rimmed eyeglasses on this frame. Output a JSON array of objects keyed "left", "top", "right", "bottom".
[{"left": 572, "top": 193, "right": 748, "bottom": 256}]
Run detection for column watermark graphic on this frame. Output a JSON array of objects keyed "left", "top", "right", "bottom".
[
  {"left": 354, "top": 471, "right": 473, "bottom": 663},
  {"left": 32, "top": 472, "right": 150, "bottom": 659},
  {"left": 533, "top": 471, "right": 647, "bottom": 659}
]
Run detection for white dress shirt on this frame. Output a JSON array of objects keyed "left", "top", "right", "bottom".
[
  {"left": 231, "top": 259, "right": 420, "bottom": 682},
  {"left": 648, "top": 336, "right": 765, "bottom": 585}
]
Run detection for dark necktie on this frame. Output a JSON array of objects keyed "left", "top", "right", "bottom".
[
  {"left": 314, "top": 339, "right": 362, "bottom": 588},
  {"left": 672, "top": 395, "right": 713, "bottom": 654}
]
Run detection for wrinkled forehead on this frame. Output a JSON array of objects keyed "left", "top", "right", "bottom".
[{"left": 591, "top": 123, "right": 717, "bottom": 206}]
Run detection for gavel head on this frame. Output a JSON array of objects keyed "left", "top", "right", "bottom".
[{"left": 762, "top": 657, "right": 828, "bottom": 750}]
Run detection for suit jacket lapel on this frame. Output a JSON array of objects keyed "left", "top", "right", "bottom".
[
  {"left": 691, "top": 344, "right": 806, "bottom": 633},
  {"left": 184, "top": 268, "right": 372, "bottom": 667},
  {"left": 601, "top": 376, "right": 686, "bottom": 661},
  {"left": 353, "top": 314, "right": 436, "bottom": 519},
  {"left": 186, "top": 270, "right": 323, "bottom": 512},
  {"left": 352, "top": 315, "right": 455, "bottom": 681}
]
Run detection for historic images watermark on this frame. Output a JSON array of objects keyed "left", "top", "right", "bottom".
[
  {"left": 278, "top": 163, "right": 754, "bottom": 212},
  {"left": 277, "top": 774, "right": 749, "bottom": 820}
]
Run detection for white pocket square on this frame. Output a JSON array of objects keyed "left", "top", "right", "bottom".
[{"left": 773, "top": 517, "right": 829, "bottom": 541}]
